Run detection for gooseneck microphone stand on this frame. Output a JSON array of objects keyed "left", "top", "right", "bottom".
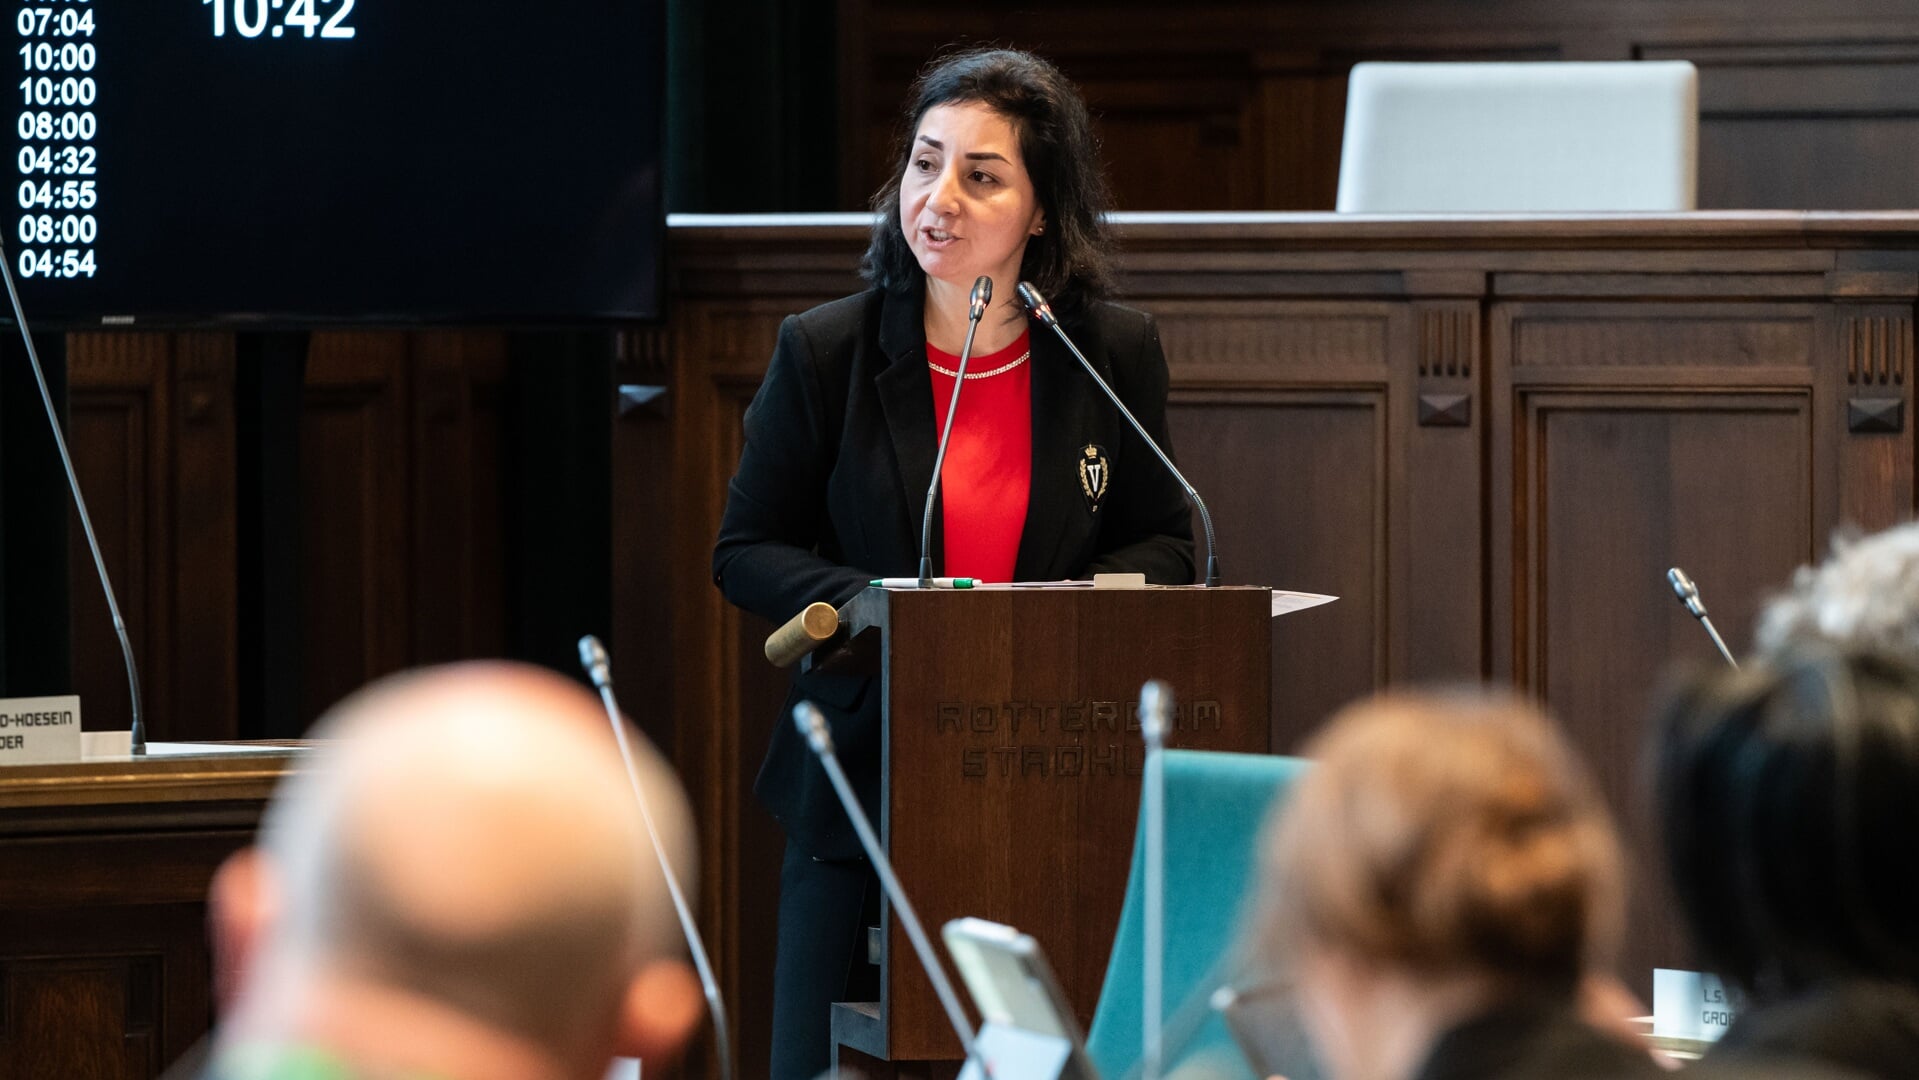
[
  {"left": 0, "top": 238, "right": 145, "bottom": 753},
  {"left": 1015, "top": 282, "right": 1221, "bottom": 587},
  {"left": 577, "top": 636, "right": 735, "bottom": 1080},
  {"left": 1666, "top": 567, "right": 1738, "bottom": 668},
  {"left": 919, "top": 275, "right": 993, "bottom": 586},
  {"left": 792, "top": 700, "right": 983, "bottom": 1068},
  {"left": 1139, "top": 680, "right": 1172, "bottom": 1080}
]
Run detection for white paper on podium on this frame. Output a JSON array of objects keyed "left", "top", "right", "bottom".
[
  {"left": 1270, "top": 590, "right": 1338, "bottom": 617},
  {"left": 80, "top": 730, "right": 301, "bottom": 760},
  {"left": 966, "top": 582, "right": 1338, "bottom": 618}
]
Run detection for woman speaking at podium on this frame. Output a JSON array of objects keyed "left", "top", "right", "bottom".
[{"left": 712, "top": 46, "right": 1194, "bottom": 1078}]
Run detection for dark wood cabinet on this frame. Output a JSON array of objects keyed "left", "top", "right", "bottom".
[{"left": 0, "top": 750, "right": 301, "bottom": 1079}]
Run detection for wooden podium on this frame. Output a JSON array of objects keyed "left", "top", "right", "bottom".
[
  {"left": 0, "top": 744, "right": 306, "bottom": 1077},
  {"left": 817, "top": 584, "right": 1272, "bottom": 1073}
]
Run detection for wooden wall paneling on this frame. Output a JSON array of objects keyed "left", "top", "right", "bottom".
[
  {"left": 709, "top": 328, "right": 824, "bottom": 1080},
  {"left": 669, "top": 280, "right": 862, "bottom": 1080},
  {"left": 63, "top": 332, "right": 238, "bottom": 742},
  {"left": 65, "top": 335, "right": 164, "bottom": 738},
  {"left": 29, "top": 335, "right": 334, "bottom": 746},
  {"left": 1398, "top": 291, "right": 1486, "bottom": 683},
  {"left": 611, "top": 326, "right": 678, "bottom": 753},
  {"left": 0, "top": 905, "right": 209, "bottom": 1079},
  {"left": 847, "top": 2, "right": 1919, "bottom": 212},
  {"left": 1151, "top": 298, "right": 1401, "bottom": 749},
  {"left": 169, "top": 335, "right": 240, "bottom": 741},
  {"left": 1169, "top": 390, "right": 1385, "bottom": 751},
  {"left": 471, "top": 335, "right": 506, "bottom": 662},
  {"left": 300, "top": 332, "right": 411, "bottom": 725},
  {"left": 1073, "top": 61, "right": 1265, "bottom": 212},
  {"left": 1490, "top": 296, "right": 1831, "bottom": 678},
  {"left": 1252, "top": 61, "right": 1347, "bottom": 212},
  {"left": 683, "top": 236, "right": 865, "bottom": 1075},
  {"left": 1642, "top": 39, "right": 1919, "bottom": 210},
  {"left": 836, "top": 0, "right": 877, "bottom": 212},
  {"left": 293, "top": 329, "right": 514, "bottom": 725},
  {"left": 1490, "top": 293, "right": 1830, "bottom": 995},
  {"left": 1519, "top": 386, "right": 1816, "bottom": 990},
  {"left": 407, "top": 332, "right": 508, "bottom": 664},
  {"left": 235, "top": 332, "right": 311, "bottom": 740},
  {"left": 1822, "top": 273, "right": 1916, "bottom": 530}
]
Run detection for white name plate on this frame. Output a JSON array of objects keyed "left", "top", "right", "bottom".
[
  {"left": 0, "top": 694, "right": 82, "bottom": 765},
  {"left": 1653, "top": 967, "right": 1742, "bottom": 1042}
]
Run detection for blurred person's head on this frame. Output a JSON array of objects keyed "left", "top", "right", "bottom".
[
  {"left": 1257, "top": 690, "right": 1627, "bottom": 1080},
  {"left": 207, "top": 662, "right": 703, "bottom": 1080},
  {"left": 1757, "top": 522, "right": 1919, "bottom": 663},
  {"left": 1651, "top": 646, "right": 1919, "bottom": 1001}
]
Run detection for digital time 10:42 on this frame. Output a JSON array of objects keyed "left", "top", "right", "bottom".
[{"left": 205, "top": 0, "right": 355, "bottom": 40}]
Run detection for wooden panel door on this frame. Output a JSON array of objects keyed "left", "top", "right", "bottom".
[
  {"left": 1490, "top": 290, "right": 1914, "bottom": 991},
  {"left": 65, "top": 333, "right": 238, "bottom": 742}
]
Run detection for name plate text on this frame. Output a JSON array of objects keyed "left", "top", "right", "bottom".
[{"left": 0, "top": 695, "right": 82, "bottom": 765}]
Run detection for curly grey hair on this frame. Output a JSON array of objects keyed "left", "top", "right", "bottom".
[{"left": 1756, "top": 522, "right": 1919, "bottom": 663}]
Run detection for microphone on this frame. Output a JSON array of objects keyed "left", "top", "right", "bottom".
[
  {"left": 792, "top": 700, "right": 983, "bottom": 1066},
  {"left": 919, "top": 275, "right": 993, "bottom": 587},
  {"left": 1015, "top": 283, "right": 1220, "bottom": 587},
  {"left": 0, "top": 237, "right": 145, "bottom": 753},
  {"left": 577, "top": 635, "right": 736, "bottom": 1080},
  {"left": 1666, "top": 568, "right": 1738, "bottom": 668},
  {"left": 1139, "top": 680, "right": 1172, "bottom": 1080}
]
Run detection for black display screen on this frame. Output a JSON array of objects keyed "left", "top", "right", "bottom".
[{"left": 7, "top": 0, "right": 663, "bottom": 325}]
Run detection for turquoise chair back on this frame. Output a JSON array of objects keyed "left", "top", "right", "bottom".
[{"left": 1084, "top": 749, "right": 1311, "bottom": 1080}]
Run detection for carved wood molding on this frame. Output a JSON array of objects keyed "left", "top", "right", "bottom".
[
  {"left": 1415, "top": 305, "right": 1477, "bottom": 426},
  {"left": 1845, "top": 313, "right": 1911, "bottom": 387},
  {"left": 1843, "top": 312, "right": 1911, "bottom": 432},
  {"left": 617, "top": 324, "right": 672, "bottom": 381},
  {"left": 1418, "top": 307, "right": 1475, "bottom": 378}
]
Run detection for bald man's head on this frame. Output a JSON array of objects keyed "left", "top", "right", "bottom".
[{"left": 244, "top": 662, "right": 694, "bottom": 1067}]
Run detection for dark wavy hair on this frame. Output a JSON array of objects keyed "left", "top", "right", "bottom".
[
  {"left": 1651, "top": 646, "right": 1919, "bottom": 997},
  {"left": 860, "top": 47, "right": 1113, "bottom": 322}
]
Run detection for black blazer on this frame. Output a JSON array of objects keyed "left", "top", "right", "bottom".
[
  {"left": 712, "top": 286, "right": 1196, "bottom": 859},
  {"left": 1706, "top": 979, "right": 1919, "bottom": 1080},
  {"left": 1414, "top": 999, "right": 1666, "bottom": 1080}
]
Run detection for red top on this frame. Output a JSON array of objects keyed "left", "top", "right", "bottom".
[{"left": 926, "top": 330, "right": 1032, "bottom": 583}]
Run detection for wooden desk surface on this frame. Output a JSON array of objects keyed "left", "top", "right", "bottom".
[{"left": 0, "top": 742, "right": 309, "bottom": 816}]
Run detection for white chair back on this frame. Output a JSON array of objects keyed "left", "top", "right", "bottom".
[{"left": 1336, "top": 61, "right": 1699, "bottom": 212}]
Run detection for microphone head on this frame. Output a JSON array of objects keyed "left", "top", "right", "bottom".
[
  {"left": 968, "top": 275, "right": 992, "bottom": 321},
  {"left": 1666, "top": 567, "right": 1707, "bottom": 617},
  {"left": 576, "top": 634, "right": 612, "bottom": 688},
  {"left": 1139, "top": 679, "right": 1173, "bottom": 742},
  {"left": 1015, "top": 281, "right": 1056, "bottom": 327},
  {"left": 792, "top": 701, "right": 834, "bottom": 756}
]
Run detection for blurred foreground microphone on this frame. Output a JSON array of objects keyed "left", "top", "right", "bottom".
[
  {"left": 0, "top": 236, "right": 145, "bottom": 753},
  {"left": 1666, "top": 568, "right": 1738, "bottom": 668},
  {"left": 1139, "top": 680, "right": 1172, "bottom": 1080},
  {"left": 792, "top": 700, "right": 983, "bottom": 1067},
  {"left": 1016, "top": 282, "right": 1220, "bottom": 587},
  {"left": 577, "top": 635, "right": 735, "bottom": 1080},
  {"left": 918, "top": 275, "right": 994, "bottom": 587}
]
